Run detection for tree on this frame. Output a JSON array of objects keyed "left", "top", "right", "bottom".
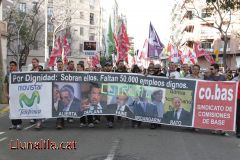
[
  {"left": 5, "top": 1, "right": 45, "bottom": 69},
  {"left": 0, "top": 0, "right": 7, "bottom": 103},
  {"left": 183, "top": 0, "right": 240, "bottom": 70}
]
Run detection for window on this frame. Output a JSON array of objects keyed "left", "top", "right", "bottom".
[
  {"left": 184, "top": 25, "right": 194, "bottom": 32},
  {"left": 89, "top": 0, "right": 95, "bottom": 9},
  {"left": 201, "top": 8, "right": 212, "bottom": 18},
  {"left": 19, "top": 3, "right": 26, "bottom": 13},
  {"left": 201, "top": 23, "right": 214, "bottom": 27},
  {"left": 48, "top": 7, "right": 53, "bottom": 17},
  {"left": 80, "top": 12, "right": 84, "bottom": 19},
  {"left": 32, "top": 2, "right": 38, "bottom": 13},
  {"left": 80, "top": 27, "right": 84, "bottom": 36},
  {"left": 89, "top": 33, "right": 95, "bottom": 41},
  {"left": 80, "top": 44, "right": 83, "bottom": 52},
  {"left": 186, "top": 41, "right": 194, "bottom": 48},
  {"left": 184, "top": 11, "right": 193, "bottom": 20},
  {"left": 201, "top": 39, "right": 213, "bottom": 49},
  {"left": 90, "top": 13, "right": 94, "bottom": 25}
]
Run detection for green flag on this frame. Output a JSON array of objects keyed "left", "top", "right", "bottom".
[{"left": 107, "top": 17, "right": 116, "bottom": 56}]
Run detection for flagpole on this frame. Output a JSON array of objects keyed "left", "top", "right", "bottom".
[
  {"left": 147, "top": 22, "right": 151, "bottom": 59},
  {"left": 44, "top": 0, "right": 49, "bottom": 62}
]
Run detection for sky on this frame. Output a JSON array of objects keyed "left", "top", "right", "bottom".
[{"left": 102, "top": 0, "right": 175, "bottom": 50}]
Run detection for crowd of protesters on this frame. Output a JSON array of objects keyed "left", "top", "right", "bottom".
[{"left": 3, "top": 57, "right": 240, "bottom": 138}]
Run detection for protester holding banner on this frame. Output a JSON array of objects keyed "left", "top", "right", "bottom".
[
  {"left": 114, "top": 60, "right": 128, "bottom": 122},
  {"left": 186, "top": 64, "right": 203, "bottom": 79},
  {"left": 163, "top": 97, "right": 191, "bottom": 126},
  {"left": 82, "top": 83, "right": 105, "bottom": 128},
  {"left": 29, "top": 58, "right": 44, "bottom": 129},
  {"left": 29, "top": 57, "right": 39, "bottom": 125},
  {"left": 66, "top": 61, "right": 76, "bottom": 124},
  {"left": 130, "top": 65, "right": 143, "bottom": 128},
  {"left": 77, "top": 63, "right": 88, "bottom": 128},
  {"left": 151, "top": 90, "right": 164, "bottom": 119},
  {"left": 4, "top": 61, "right": 22, "bottom": 130},
  {"left": 233, "top": 68, "right": 240, "bottom": 138},
  {"left": 237, "top": 78, "right": 240, "bottom": 138},
  {"left": 132, "top": 85, "right": 158, "bottom": 129},
  {"left": 204, "top": 64, "right": 226, "bottom": 81},
  {"left": 204, "top": 63, "right": 228, "bottom": 136},
  {"left": 77, "top": 61, "right": 85, "bottom": 71},
  {"left": 154, "top": 64, "right": 166, "bottom": 77},
  {"left": 31, "top": 57, "right": 41, "bottom": 71},
  {"left": 116, "top": 60, "right": 127, "bottom": 73},
  {"left": 180, "top": 64, "right": 191, "bottom": 78},
  {"left": 104, "top": 61, "right": 116, "bottom": 128},
  {"left": 166, "top": 62, "right": 180, "bottom": 79},
  {"left": 55, "top": 59, "right": 65, "bottom": 129}
]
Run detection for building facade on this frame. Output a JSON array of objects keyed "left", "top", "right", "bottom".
[
  {"left": 170, "top": 0, "right": 240, "bottom": 70},
  {"left": 0, "top": 0, "right": 11, "bottom": 74},
  {"left": 48, "top": 0, "right": 103, "bottom": 66}
]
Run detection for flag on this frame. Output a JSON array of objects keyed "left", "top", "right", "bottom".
[
  {"left": 107, "top": 17, "right": 116, "bottom": 55},
  {"left": 168, "top": 44, "right": 180, "bottom": 63},
  {"left": 180, "top": 46, "right": 197, "bottom": 64},
  {"left": 62, "top": 33, "right": 71, "bottom": 64},
  {"left": 92, "top": 54, "right": 100, "bottom": 67},
  {"left": 138, "top": 39, "right": 148, "bottom": 60},
  {"left": 194, "top": 42, "right": 215, "bottom": 64},
  {"left": 188, "top": 49, "right": 197, "bottom": 64},
  {"left": 148, "top": 22, "right": 164, "bottom": 58},
  {"left": 116, "top": 20, "right": 130, "bottom": 62},
  {"left": 63, "top": 33, "right": 71, "bottom": 56},
  {"left": 48, "top": 36, "right": 62, "bottom": 67}
]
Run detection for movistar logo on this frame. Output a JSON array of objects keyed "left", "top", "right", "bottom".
[{"left": 19, "top": 91, "right": 40, "bottom": 108}]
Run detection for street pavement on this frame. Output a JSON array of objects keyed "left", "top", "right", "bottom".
[{"left": 0, "top": 105, "right": 240, "bottom": 160}]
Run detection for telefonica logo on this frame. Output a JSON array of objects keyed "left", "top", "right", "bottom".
[{"left": 19, "top": 91, "right": 40, "bottom": 108}]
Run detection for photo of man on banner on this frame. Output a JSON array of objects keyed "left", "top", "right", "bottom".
[
  {"left": 82, "top": 83, "right": 107, "bottom": 115},
  {"left": 52, "top": 83, "right": 82, "bottom": 117},
  {"left": 163, "top": 97, "right": 192, "bottom": 126},
  {"left": 131, "top": 88, "right": 158, "bottom": 118},
  {"left": 107, "top": 91, "right": 134, "bottom": 118},
  {"left": 151, "top": 89, "right": 165, "bottom": 119}
]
